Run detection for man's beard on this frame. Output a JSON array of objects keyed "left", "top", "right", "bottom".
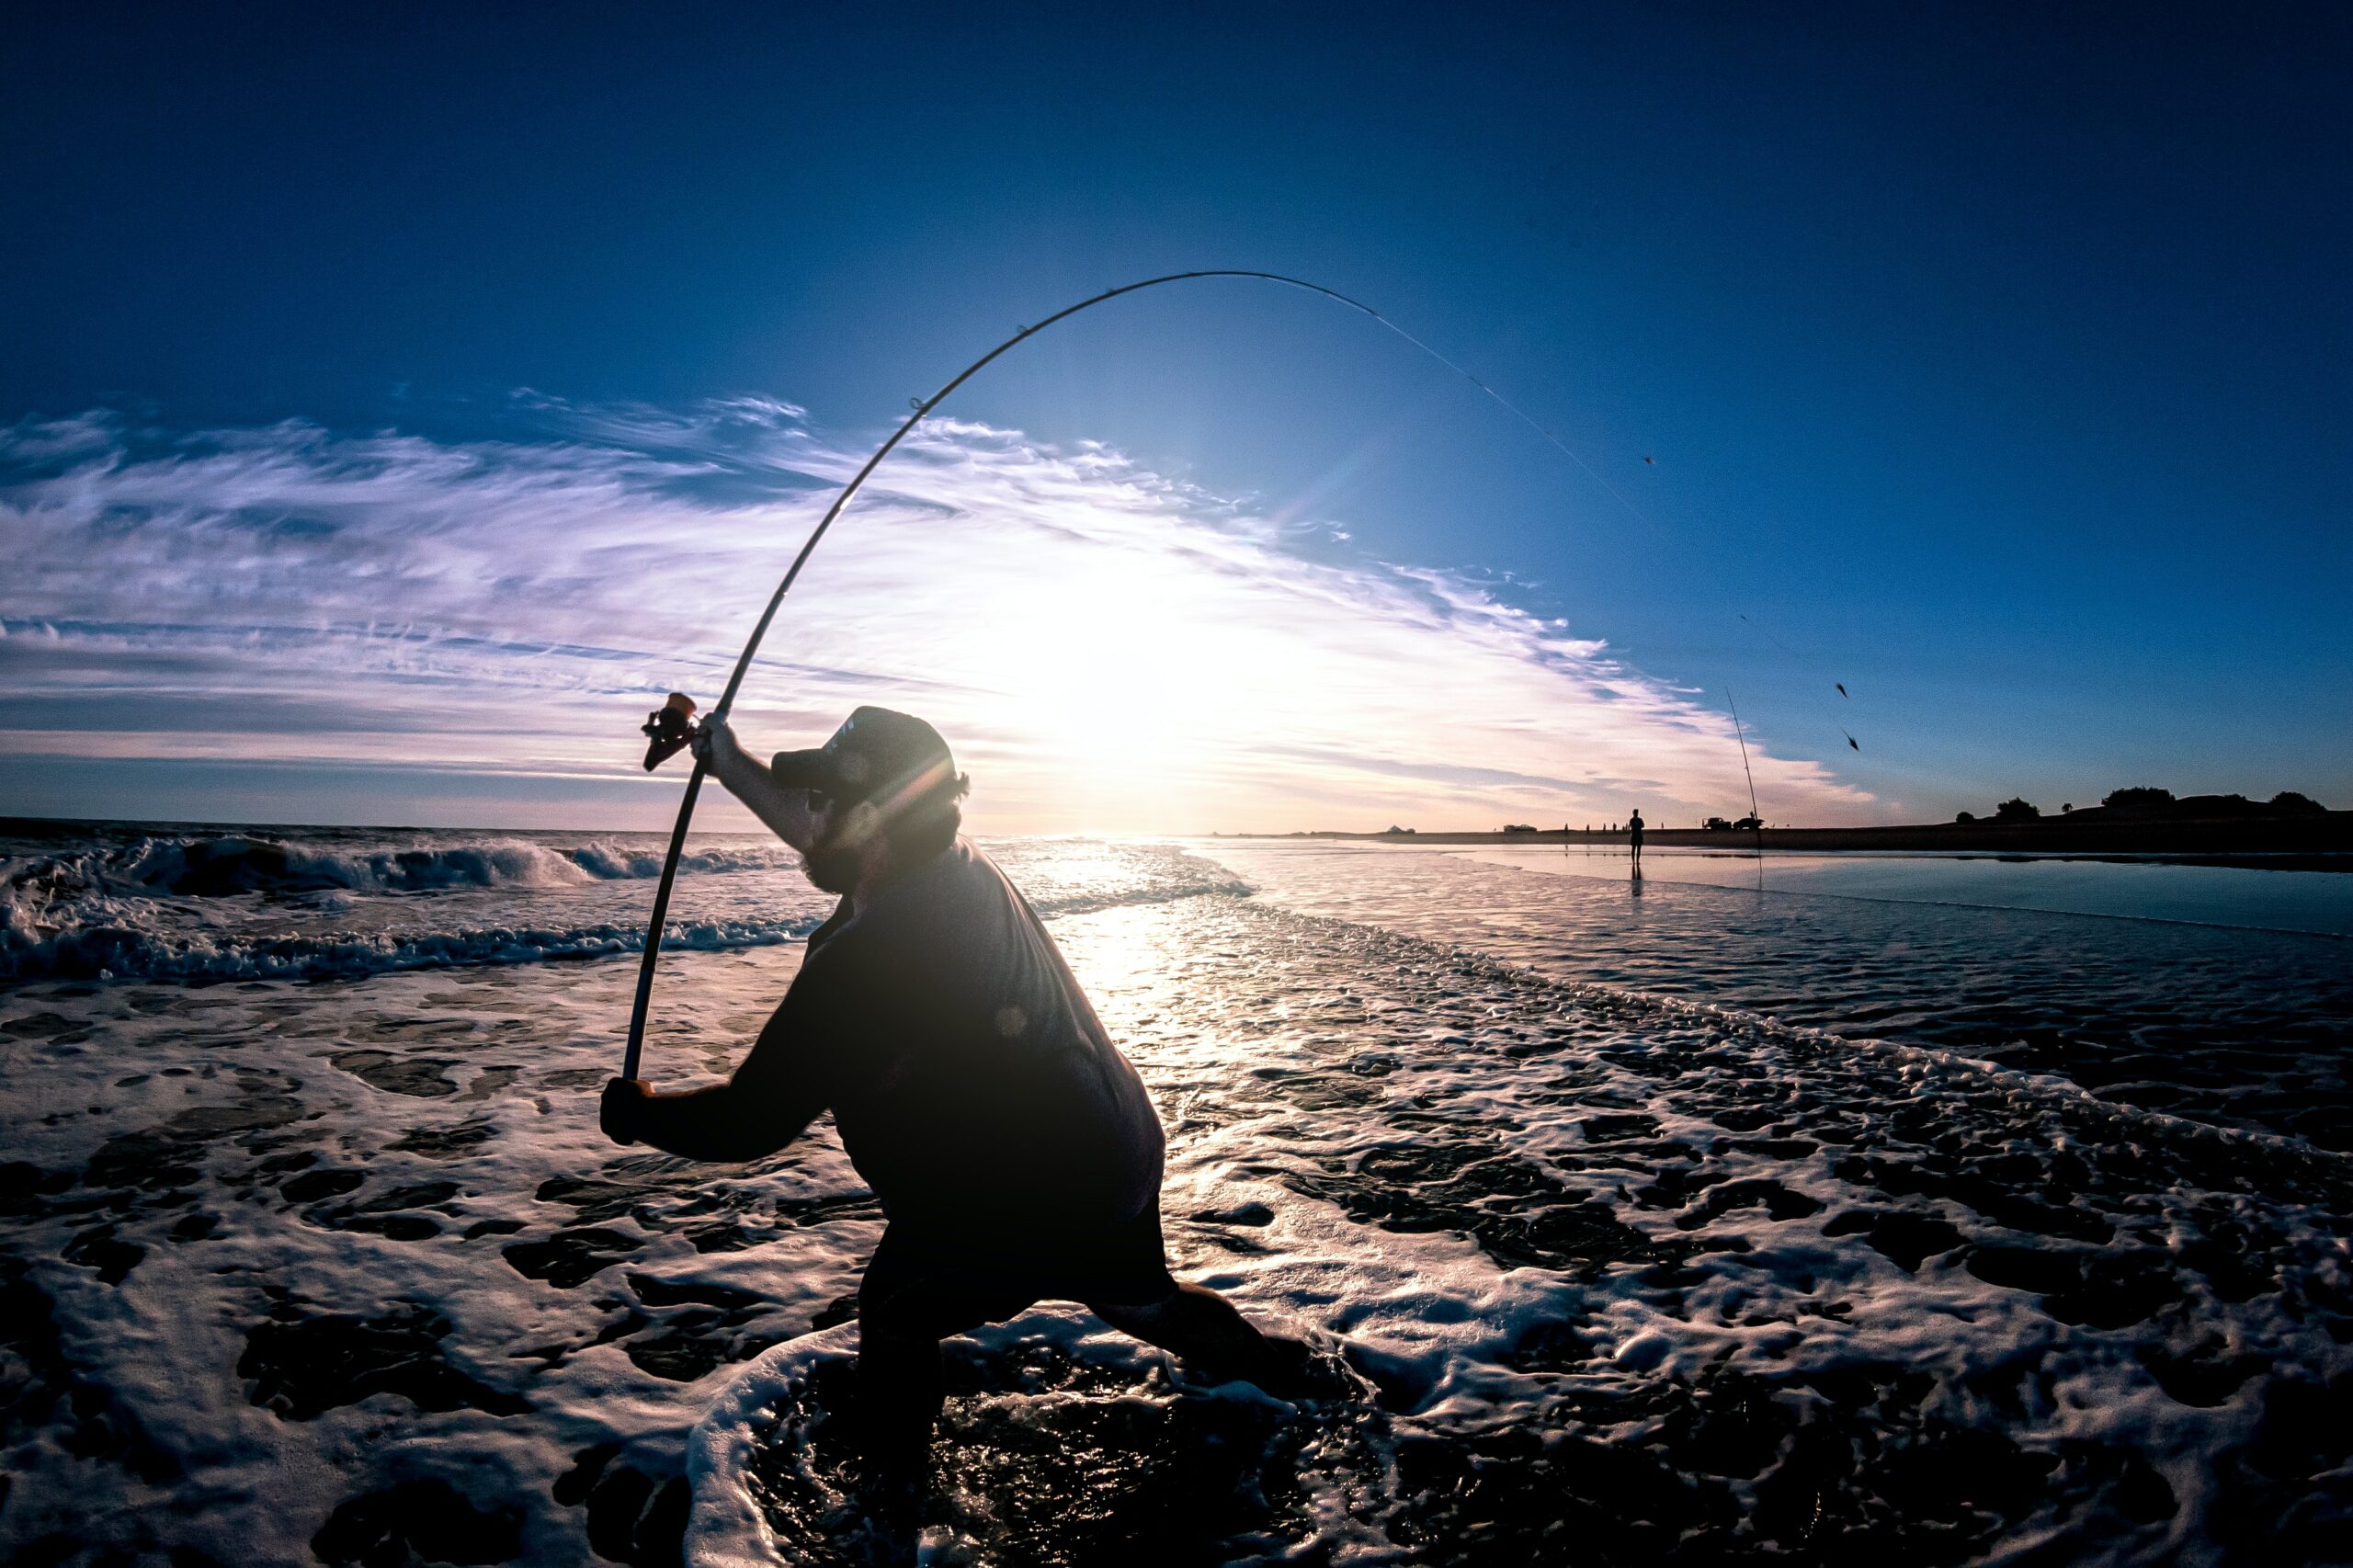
[{"left": 801, "top": 840, "right": 861, "bottom": 895}]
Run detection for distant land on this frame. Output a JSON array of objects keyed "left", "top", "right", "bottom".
[{"left": 1222, "top": 792, "right": 2353, "bottom": 869}]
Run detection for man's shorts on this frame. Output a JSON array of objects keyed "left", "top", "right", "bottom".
[{"left": 858, "top": 1202, "right": 1180, "bottom": 1339}]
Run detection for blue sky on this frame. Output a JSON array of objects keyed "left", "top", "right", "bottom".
[{"left": 3, "top": 4, "right": 2347, "bottom": 830}]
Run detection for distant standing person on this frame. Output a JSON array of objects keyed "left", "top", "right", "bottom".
[{"left": 1627, "top": 808, "right": 1645, "bottom": 873}]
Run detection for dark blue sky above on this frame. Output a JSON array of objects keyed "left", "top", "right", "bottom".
[{"left": 6, "top": 2, "right": 2349, "bottom": 820}]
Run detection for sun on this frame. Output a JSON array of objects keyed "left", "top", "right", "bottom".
[{"left": 957, "top": 545, "right": 1289, "bottom": 825}]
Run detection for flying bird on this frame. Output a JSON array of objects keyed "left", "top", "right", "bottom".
[
  {"left": 1643, "top": 455, "right": 1655, "bottom": 464},
  {"left": 1836, "top": 682, "right": 1849, "bottom": 699},
  {"left": 1844, "top": 731, "right": 1859, "bottom": 751}
]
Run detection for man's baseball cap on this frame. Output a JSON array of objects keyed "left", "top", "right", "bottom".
[{"left": 770, "top": 707, "right": 959, "bottom": 813}]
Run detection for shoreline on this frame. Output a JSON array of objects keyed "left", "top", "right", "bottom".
[
  {"left": 1217, "top": 814, "right": 2353, "bottom": 869},
  {"left": 7, "top": 813, "right": 2351, "bottom": 871}
]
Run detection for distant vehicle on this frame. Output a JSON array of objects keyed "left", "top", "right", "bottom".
[
  {"left": 1733, "top": 815, "right": 1763, "bottom": 831},
  {"left": 1705, "top": 815, "right": 1762, "bottom": 831},
  {"left": 1382, "top": 825, "right": 1416, "bottom": 835},
  {"left": 1704, "top": 816, "right": 1733, "bottom": 831},
  {"left": 1502, "top": 824, "right": 1540, "bottom": 834}
]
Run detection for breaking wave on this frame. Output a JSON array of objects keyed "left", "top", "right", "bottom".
[
  {"left": 3, "top": 833, "right": 796, "bottom": 900},
  {"left": 1, "top": 910, "right": 825, "bottom": 985},
  {"left": 0, "top": 832, "right": 1255, "bottom": 985}
]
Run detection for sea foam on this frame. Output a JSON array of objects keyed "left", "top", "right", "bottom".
[{"left": 6, "top": 834, "right": 2345, "bottom": 1564}]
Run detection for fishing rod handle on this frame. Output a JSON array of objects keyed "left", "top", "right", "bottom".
[{"left": 622, "top": 755, "right": 709, "bottom": 1082}]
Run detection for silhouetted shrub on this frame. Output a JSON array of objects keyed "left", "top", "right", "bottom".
[
  {"left": 2102, "top": 787, "right": 2176, "bottom": 812},
  {"left": 2270, "top": 791, "right": 2327, "bottom": 816},
  {"left": 2174, "top": 793, "right": 2272, "bottom": 818},
  {"left": 1955, "top": 811, "right": 1976, "bottom": 824},
  {"left": 1994, "top": 798, "right": 2040, "bottom": 821}
]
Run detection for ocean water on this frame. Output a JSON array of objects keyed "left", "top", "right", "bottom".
[
  {"left": 1216, "top": 843, "right": 2353, "bottom": 1149},
  {"left": 1, "top": 824, "right": 2347, "bottom": 1566}
]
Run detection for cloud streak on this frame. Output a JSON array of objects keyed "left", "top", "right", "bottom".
[{"left": 0, "top": 403, "right": 1874, "bottom": 831}]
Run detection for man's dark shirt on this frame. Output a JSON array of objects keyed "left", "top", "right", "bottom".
[{"left": 634, "top": 839, "right": 1165, "bottom": 1244}]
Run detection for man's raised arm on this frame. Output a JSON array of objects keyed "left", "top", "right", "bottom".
[{"left": 691, "top": 715, "right": 819, "bottom": 852}]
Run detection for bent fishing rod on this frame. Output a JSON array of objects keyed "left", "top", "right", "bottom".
[{"left": 623, "top": 268, "right": 1561, "bottom": 1079}]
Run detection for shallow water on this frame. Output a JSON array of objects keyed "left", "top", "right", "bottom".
[
  {"left": 1473, "top": 845, "right": 2353, "bottom": 936},
  {"left": 1, "top": 826, "right": 2348, "bottom": 1565},
  {"left": 1211, "top": 841, "right": 2353, "bottom": 1150}
]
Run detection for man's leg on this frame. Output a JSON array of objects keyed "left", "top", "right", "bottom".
[
  {"left": 1090, "top": 1280, "right": 1332, "bottom": 1395},
  {"left": 855, "top": 1295, "right": 947, "bottom": 1472},
  {"left": 855, "top": 1229, "right": 996, "bottom": 1475}
]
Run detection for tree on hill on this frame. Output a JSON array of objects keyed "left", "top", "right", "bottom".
[
  {"left": 2270, "top": 791, "right": 2328, "bottom": 816},
  {"left": 1994, "top": 797, "right": 2040, "bottom": 821},
  {"left": 2101, "top": 786, "right": 2175, "bottom": 812},
  {"left": 1954, "top": 811, "right": 1975, "bottom": 824}
]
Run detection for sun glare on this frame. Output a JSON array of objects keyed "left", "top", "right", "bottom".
[{"left": 962, "top": 546, "right": 1285, "bottom": 826}]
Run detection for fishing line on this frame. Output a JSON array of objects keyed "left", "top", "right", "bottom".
[
  {"left": 1350, "top": 306, "right": 1660, "bottom": 537},
  {"left": 1726, "top": 687, "right": 1765, "bottom": 854},
  {"left": 624, "top": 268, "right": 1640, "bottom": 1078},
  {"left": 1739, "top": 613, "right": 1861, "bottom": 753}
]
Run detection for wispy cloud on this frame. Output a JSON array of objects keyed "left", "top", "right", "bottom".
[{"left": 0, "top": 403, "right": 1872, "bottom": 831}]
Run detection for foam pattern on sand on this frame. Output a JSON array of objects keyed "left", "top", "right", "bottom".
[
  {"left": 3, "top": 858, "right": 2347, "bottom": 1565},
  {"left": 688, "top": 901, "right": 2349, "bottom": 1565}
]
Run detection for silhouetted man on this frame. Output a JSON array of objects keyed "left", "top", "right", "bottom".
[
  {"left": 1627, "top": 808, "right": 1645, "bottom": 873},
  {"left": 601, "top": 707, "right": 1307, "bottom": 1478}
]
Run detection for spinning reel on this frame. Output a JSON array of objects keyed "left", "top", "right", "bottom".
[{"left": 640, "top": 692, "right": 699, "bottom": 770}]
